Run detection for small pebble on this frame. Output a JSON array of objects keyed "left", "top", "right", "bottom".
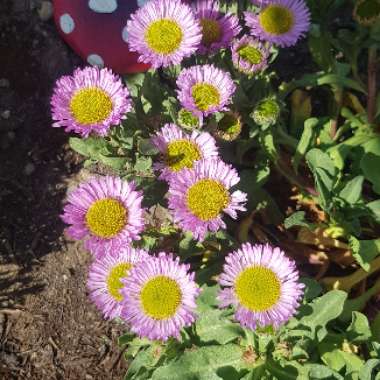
[
  {"left": 1, "top": 110, "right": 10, "bottom": 119},
  {"left": 38, "top": 1, "right": 53, "bottom": 21},
  {"left": 24, "top": 162, "right": 36, "bottom": 176}
]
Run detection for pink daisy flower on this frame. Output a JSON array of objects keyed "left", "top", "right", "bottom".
[
  {"left": 231, "top": 36, "right": 270, "bottom": 75},
  {"left": 126, "top": 0, "right": 202, "bottom": 68},
  {"left": 62, "top": 176, "right": 144, "bottom": 255},
  {"left": 176, "top": 64, "right": 236, "bottom": 117},
  {"left": 218, "top": 243, "right": 304, "bottom": 330},
  {"left": 168, "top": 158, "right": 247, "bottom": 241},
  {"left": 151, "top": 123, "right": 219, "bottom": 181},
  {"left": 194, "top": 0, "right": 241, "bottom": 54},
  {"left": 51, "top": 66, "right": 132, "bottom": 137},
  {"left": 121, "top": 252, "right": 200, "bottom": 341},
  {"left": 87, "top": 246, "right": 150, "bottom": 320},
  {"left": 244, "top": 0, "right": 311, "bottom": 47}
]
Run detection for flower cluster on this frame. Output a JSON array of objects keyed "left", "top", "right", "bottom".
[{"left": 53, "top": 0, "right": 310, "bottom": 343}]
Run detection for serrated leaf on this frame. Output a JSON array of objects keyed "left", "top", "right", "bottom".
[
  {"left": 349, "top": 236, "right": 380, "bottom": 271},
  {"left": 339, "top": 176, "right": 364, "bottom": 205},
  {"left": 346, "top": 312, "right": 372, "bottom": 343},
  {"left": 297, "top": 290, "right": 347, "bottom": 341},
  {"left": 151, "top": 345, "right": 244, "bottom": 380},
  {"left": 196, "top": 309, "right": 244, "bottom": 344}
]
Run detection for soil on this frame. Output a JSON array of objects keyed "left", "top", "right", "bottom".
[{"left": 0, "top": 2, "right": 127, "bottom": 378}]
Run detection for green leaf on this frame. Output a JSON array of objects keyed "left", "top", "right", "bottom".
[
  {"left": 304, "top": 363, "right": 344, "bottom": 379},
  {"left": 125, "top": 345, "right": 160, "bottom": 380},
  {"left": 297, "top": 290, "right": 347, "bottom": 341},
  {"left": 346, "top": 312, "right": 372, "bottom": 343},
  {"left": 265, "top": 358, "right": 299, "bottom": 380},
  {"left": 98, "top": 155, "right": 127, "bottom": 170},
  {"left": 360, "top": 153, "right": 380, "bottom": 195},
  {"left": 293, "top": 118, "right": 318, "bottom": 173},
  {"left": 367, "top": 200, "right": 380, "bottom": 223},
  {"left": 196, "top": 285, "right": 219, "bottom": 312},
  {"left": 339, "top": 176, "right": 364, "bottom": 205},
  {"left": 137, "top": 138, "right": 159, "bottom": 156},
  {"left": 196, "top": 309, "right": 244, "bottom": 344},
  {"left": 284, "top": 211, "right": 310, "bottom": 229},
  {"left": 308, "top": 26, "right": 334, "bottom": 71},
  {"left": 321, "top": 349, "right": 346, "bottom": 373},
  {"left": 69, "top": 136, "right": 106, "bottom": 158},
  {"left": 349, "top": 236, "right": 380, "bottom": 271},
  {"left": 134, "top": 156, "right": 152, "bottom": 172},
  {"left": 306, "top": 148, "right": 337, "bottom": 177},
  {"left": 359, "top": 359, "right": 380, "bottom": 380},
  {"left": 306, "top": 149, "right": 337, "bottom": 210},
  {"left": 340, "top": 280, "right": 380, "bottom": 322},
  {"left": 371, "top": 313, "right": 380, "bottom": 342},
  {"left": 151, "top": 345, "right": 244, "bottom": 380},
  {"left": 301, "top": 277, "right": 323, "bottom": 301}
]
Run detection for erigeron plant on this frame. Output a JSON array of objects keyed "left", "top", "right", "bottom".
[{"left": 51, "top": 0, "right": 380, "bottom": 378}]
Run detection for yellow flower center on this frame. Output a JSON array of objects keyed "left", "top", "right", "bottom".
[
  {"left": 200, "top": 18, "right": 222, "bottom": 47},
  {"left": 186, "top": 179, "right": 229, "bottom": 221},
  {"left": 145, "top": 19, "right": 183, "bottom": 54},
  {"left": 85, "top": 198, "right": 127, "bottom": 238},
  {"left": 237, "top": 45, "right": 263, "bottom": 65},
  {"left": 259, "top": 5, "right": 294, "bottom": 35},
  {"left": 140, "top": 275, "right": 182, "bottom": 320},
  {"left": 235, "top": 266, "right": 281, "bottom": 312},
  {"left": 106, "top": 262, "right": 133, "bottom": 301},
  {"left": 70, "top": 87, "right": 113, "bottom": 125},
  {"left": 165, "top": 139, "right": 201, "bottom": 172},
  {"left": 191, "top": 83, "right": 220, "bottom": 112}
]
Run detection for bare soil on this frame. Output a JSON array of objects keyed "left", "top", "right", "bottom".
[{"left": 0, "top": 2, "right": 127, "bottom": 378}]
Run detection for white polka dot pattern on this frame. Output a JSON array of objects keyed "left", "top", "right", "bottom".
[
  {"left": 88, "top": 0, "right": 118, "bottom": 13},
  {"left": 87, "top": 54, "right": 105, "bottom": 67},
  {"left": 59, "top": 13, "right": 75, "bottom": 34},
  {"left": 122, "top": 26, "right": 129, "bottom": 43}
]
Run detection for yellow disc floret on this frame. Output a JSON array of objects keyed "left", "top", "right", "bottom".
[
  {"left": 106, "top": 262, "right": 133, "bottom": 301},
  {"left": 191, "top": 83, "right": 220, "bottom": 111},
  {"left": 237, "top": 45, "right": 263, "bottom": 65},
  {"left": 70, "top": 87, "right": 113, "bottom": 125},
  {"left": 145, "top": 19, "right": 183, "bottom": 54},
  {"left": 86, "top": 198, "right": 127, "bottom": 238},
  {"left": 200, "top": 18, "right": 222, "bottom": 47},
  {"left": 259, "top": 5, "right": 294, "bottom": 35},
  {"left": 141, "top": 275, "right": 182, "bottom": 320},
  {"left": 166, "top": 139, "right": 201, "bottom": 171},
  {"left": 235, "top": 266, "right": 281, "bottom": 312},
  {"left": 186, "top": 179, "right": 229, "bottom": 221}
]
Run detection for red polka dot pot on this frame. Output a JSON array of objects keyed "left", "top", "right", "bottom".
[{"left": 53, "top": 0, "right": 151, "bottom": 74}]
